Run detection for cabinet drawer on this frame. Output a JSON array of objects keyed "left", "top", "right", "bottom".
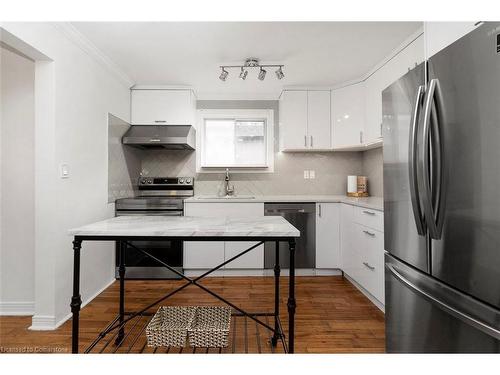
[
  {"left": 353, "top": 206, "right": 384, "bottom": 232},
  {"left": 355, "top": 223, "right": 384, "bottom": 303}
]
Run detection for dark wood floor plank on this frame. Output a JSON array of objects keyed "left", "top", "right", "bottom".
[{"left": 0, "top": 276, "right": 385, "bottom": 353}]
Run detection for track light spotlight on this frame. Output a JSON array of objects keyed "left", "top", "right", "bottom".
[
  {"left": 219, "top": 67, "right": 228, "bottom": 81},
  {"left": 239, "top": 67, "right": 248, "bottom": 80},
  {"left": 275, "top": 67, "right": 284, "bottom": 80},
  {"left": 258, "top": 67, "right": 267, "bottom": 81}
]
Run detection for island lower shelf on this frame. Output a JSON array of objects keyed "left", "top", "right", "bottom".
[{"left": 84, "top": 310, "right": 287, "bottom": 354}]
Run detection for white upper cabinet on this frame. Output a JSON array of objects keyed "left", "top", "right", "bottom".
[
  {"left": 424, "top": 22, "right": 480, "bottom": 58},
  {"left": 307, "top": 91, "right": 331, "bottom": 150},
  {"left": 131, "top": 89, "right": 196, "bottom": 126},
  {"left": 363, "top": 34, "right": 424, "bottom": 145},
  {"left": 279, "top": 90, "right": 308, "bottom": 150},
  {"left": 279, "top": 90, "right": 331, "bottom": 151},
  {"left": 331, "top": 82, "right": 365, "bottom": 148}
]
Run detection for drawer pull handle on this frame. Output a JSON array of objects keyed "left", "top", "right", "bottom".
[
  {"left": 363, "top": 262, "right": 375, "bottom": 271},
  {"left": 363, "top": 230, "right": 375, "bottom": 237},
  {"left": 363, "top": 210, "right": 376, "bottom": 215},
  {"left": 154, "top": 120, "right": 167, "bottom": 123}
]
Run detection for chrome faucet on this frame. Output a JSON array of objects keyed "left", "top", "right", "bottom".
[{"left": 224, "top": 168, "right": 235, "bottom": 196}]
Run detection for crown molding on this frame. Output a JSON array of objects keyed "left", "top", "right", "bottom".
[{"left": 52, "top": 22, "right": 135, "bottom": 88}]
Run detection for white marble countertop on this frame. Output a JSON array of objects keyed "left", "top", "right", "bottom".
[
  {"left": 69, "top": 215, "right": 300, "bottom": 238},
  {"left": 185, "top": 195, "right": 384, "bottom": 211}
]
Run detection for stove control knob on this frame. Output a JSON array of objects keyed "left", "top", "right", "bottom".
[
  {"left": 140, "top": 178, "right": 148, "bottom": 185},
  {"left": 179, "top": 178, "right": 185, "bottom": 184},
  {"left": 186, "top": 178, "right": 192, "bottom": 184},
  {"left": 147, "top": 179, "right": 153, "bottom": 184}
]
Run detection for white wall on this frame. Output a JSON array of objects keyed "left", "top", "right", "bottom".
[
  {"left": 0, "top": 46, "right": 36, "bottom": 315},
  {"left": 0, "top": 23, "right": 132, "bottom": 328}
]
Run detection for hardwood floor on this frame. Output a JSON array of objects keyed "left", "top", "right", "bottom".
[{"left": 0, "top": 276, "right": 385, "bottom": 353}]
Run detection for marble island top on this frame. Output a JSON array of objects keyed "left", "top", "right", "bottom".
[
  {"left": 185, "top": 195, "right": 384, "bottom": 211},
  {"left": 69, "top": 215, "right": 300, "bottom": 238}
]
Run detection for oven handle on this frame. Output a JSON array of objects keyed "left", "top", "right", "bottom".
[{"left": 116, "top": 211, "right": 183, "bottom": 216}]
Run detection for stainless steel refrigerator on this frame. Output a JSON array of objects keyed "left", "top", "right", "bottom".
[{"left": 383, "top": 22, "right": 500, "bottom": 353}]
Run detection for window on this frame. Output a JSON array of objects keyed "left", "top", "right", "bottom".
[{"left": 198, "top": 109, "right": 274, "bottom": 172}]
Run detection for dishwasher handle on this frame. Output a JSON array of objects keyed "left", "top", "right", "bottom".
[{"left": 266, "top": 208, "right": 306, "bottom": 214}]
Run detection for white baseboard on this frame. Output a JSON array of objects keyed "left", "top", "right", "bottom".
[
  {"left": 0, "top": 301, "right": 35, "bottom": 316},
  {"left": 29, "top": 278, "right": 115, "bottom": 331},
  {"left": 344, "top": 274, "right": 385, "bottom": 312}
]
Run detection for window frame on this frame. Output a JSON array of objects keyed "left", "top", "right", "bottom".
[{"left": 196, "top": 109, "right": 275, "bottom": 173}]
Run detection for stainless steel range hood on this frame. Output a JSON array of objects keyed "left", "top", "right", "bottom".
[{"left": 122, "top": 125, "right": 196, "bottom": 150}]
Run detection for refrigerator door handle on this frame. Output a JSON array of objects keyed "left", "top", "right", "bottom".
[
  {"left": 386, "top": 262, "right": 500, "bottom": 340},
  {"left": 421, "top": 78, "right": 446, "bottom": 239},
  {"left": 409, "top": 85, "right": 426, "bottom": 235}
]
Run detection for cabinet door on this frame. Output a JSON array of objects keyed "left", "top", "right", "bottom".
[
  {"left": 364, "top": 35, "right": 424, "bottom": 144},
  {"left": 131, "top": 89, "right": 193, "bottom": 125},
  {"left": 331, "top": 83, "right": 365, "bottom": 148},
  {"left": 183, "top": 203, "right": 225, "bottom": 269},
  {"left": 184, "top": 202, "right": 264, "bottom": 270},
  {"left": 221, "top": 203, "right": 264, "bottom": 269},
  {"left": 315, "top": 203, "right": 340, "bottom": 268},
  {"left": 307, "top": 91, "right": 331, "bottom": 150},
  {"left": 340, "top": 204, "right": 355, "bottom": 272},
  {"left": 279, "top": 90, "right": 308, "bottom": 150},
  {"left": 424, "top": 22, "right": 479, "bottom": 58}
]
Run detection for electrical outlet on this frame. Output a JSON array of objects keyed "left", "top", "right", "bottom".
[
  {"left": 303, "top": 170, "right": 310, "bottom": 179},
  {"left": 309, "top": 170, "right": 315, "bottom": 179}
]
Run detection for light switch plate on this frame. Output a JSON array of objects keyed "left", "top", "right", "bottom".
[
  {"left": 60, "top": 163, "right": 70, "bottom": 179},
  {"left": 303, "top": 170, "right": 309, "bottom": 179},
  {"left": 309, "top": 170, "right": 315, "bottom": 179}
]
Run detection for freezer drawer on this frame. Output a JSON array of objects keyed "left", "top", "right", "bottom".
[{"left": 385, "top": 254, "right": 500, "bottom": 353}]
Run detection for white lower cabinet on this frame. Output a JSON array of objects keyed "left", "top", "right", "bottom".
[
  {"left": 341, "top": 204, "right": 385, "bottom": 305},
  {"left": 315, "top": 203, "right": 341, "bottom": 268},
  {"left": 183, "top": 202, "right": 264, "bottom": 269}
]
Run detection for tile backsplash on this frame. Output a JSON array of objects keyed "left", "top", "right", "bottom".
[
  {"left": 140, "top": 149, "right": 364, "bottom": 196},
  {"left": 108, "top": 114, "right": 141, "bottom": 202},
  {"left": 362, "top": 147, "right": 383, "bottom": 197}
]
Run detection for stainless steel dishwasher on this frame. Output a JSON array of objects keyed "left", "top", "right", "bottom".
[{"left": 264, "top": 203, "right": 315, "bottom": 269}]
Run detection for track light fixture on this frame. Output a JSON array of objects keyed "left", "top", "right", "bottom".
[
  {"left": 219, "top": 67, "right": 228, "bottom": 81},
  {"left": 219, "top": 58, "right": 284, "bottom": 82}
]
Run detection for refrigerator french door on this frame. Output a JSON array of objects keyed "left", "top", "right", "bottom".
[{"left": 383, "top": 22, "right": 500, "bottom": 353}]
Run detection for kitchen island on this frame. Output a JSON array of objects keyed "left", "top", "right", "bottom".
[{"left": 68, "top": 215, "right": 300, "bottom": 354}]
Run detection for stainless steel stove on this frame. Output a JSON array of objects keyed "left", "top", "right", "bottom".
[{"left": 115, "top": 176, "right": 194, "bottom": 279}]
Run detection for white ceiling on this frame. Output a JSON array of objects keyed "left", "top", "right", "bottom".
[{"left": 72, "top": 22, "right": 422, "bottom": 98}]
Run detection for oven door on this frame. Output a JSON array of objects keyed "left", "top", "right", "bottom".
[{"left": 115, "top": 210, "right": 183, "bottom": 279}]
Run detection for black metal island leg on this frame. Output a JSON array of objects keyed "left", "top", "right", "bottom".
[
  {"left": 71, "top": 239, "right": 82, "bottom": 354},
  {"left": 287, "top": 239, "right": 296, "bottom": 353},
  {"left": 271, "top": 240, "right": 281, "bottom": 347},
  {"left": 115, "top": 240, "right": 126, "bottom": 345}
]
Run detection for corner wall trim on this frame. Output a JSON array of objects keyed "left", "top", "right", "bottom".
[
  {"left": 51, "top": 23, "right": 134, "bottom": 88},
  {"left": 29, "top": 278, "right": 116, "bottom": 331},
  {"left": 0, "top": 301, "right": 35, "bottom": 316}
]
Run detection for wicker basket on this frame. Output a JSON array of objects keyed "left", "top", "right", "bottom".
[
  {"left": 145, "top": 306, "right": 196, "bottom": 347},
  {"left": 188, "top": 306, "right": 232, "bottom": 348}
]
